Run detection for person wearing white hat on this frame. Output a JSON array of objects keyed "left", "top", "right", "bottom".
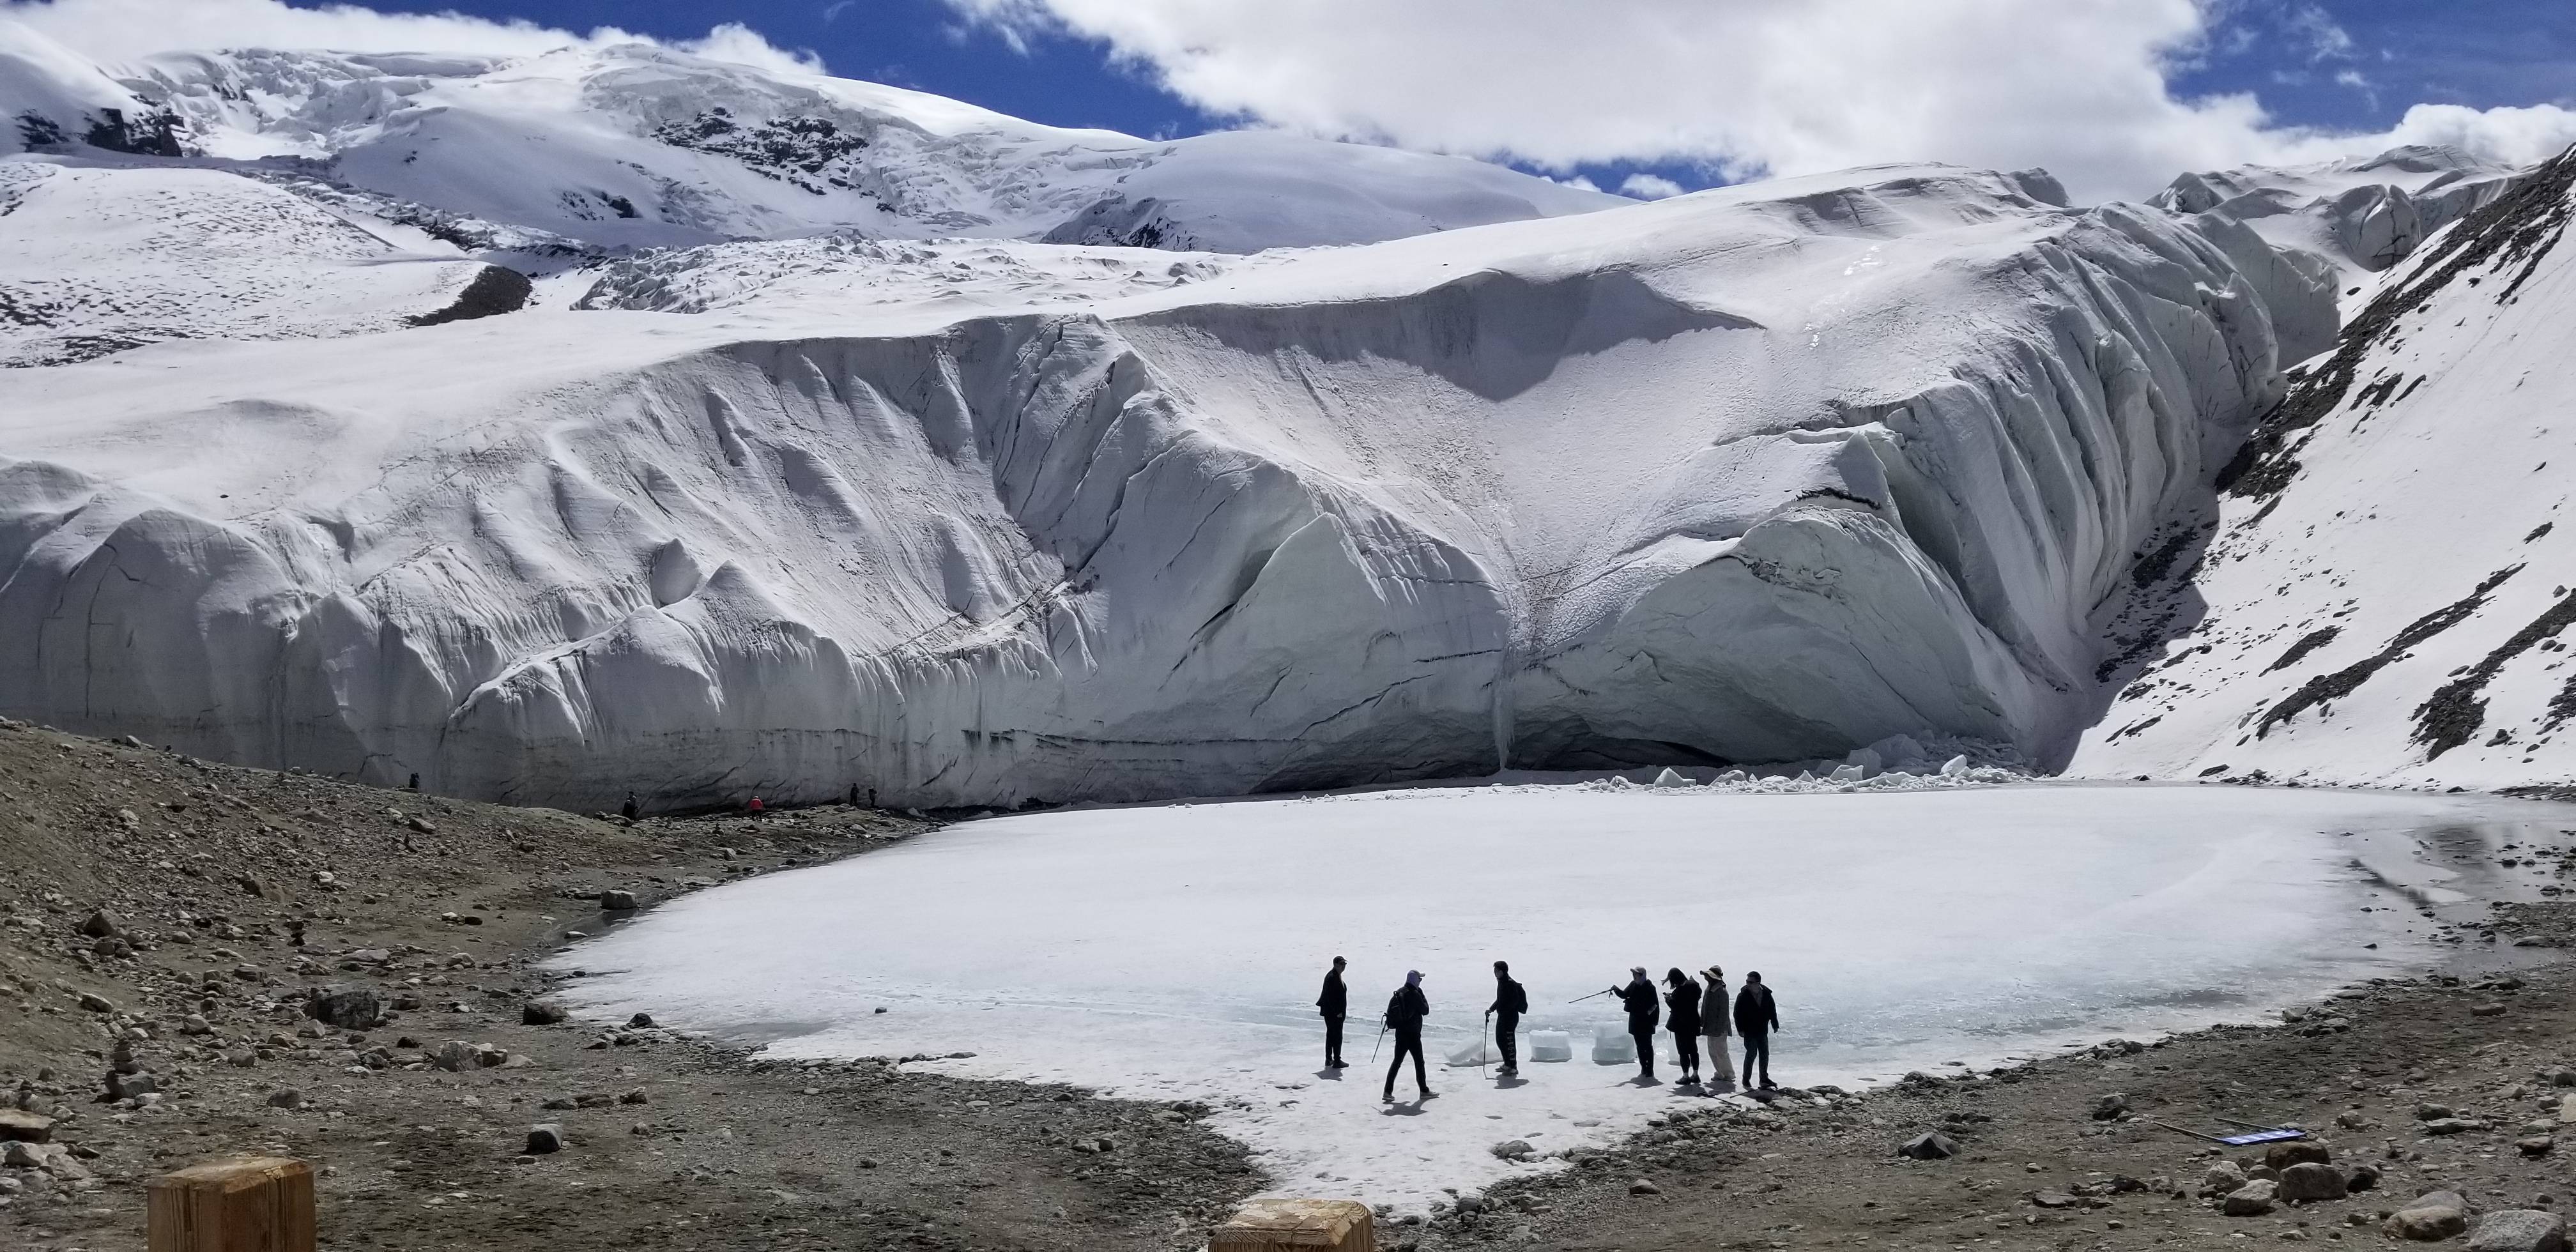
[{"left": 1699, "top": 965, "right": 1736, "bottom": 1090}]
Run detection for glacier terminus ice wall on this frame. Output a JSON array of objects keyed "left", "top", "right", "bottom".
[{"left": 0, "top": 166, "right": 2333, "bottom": 809}]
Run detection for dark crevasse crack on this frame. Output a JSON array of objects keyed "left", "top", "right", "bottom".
[
  {"left": 2256, "top": 564, "right": 2521, "bottom": 738},
  {"left": 2413, "top": 586, "right": 2576, "bottom": 757}
]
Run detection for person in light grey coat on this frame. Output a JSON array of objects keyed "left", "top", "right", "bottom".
[{"left": 1699, "top": 966, "right": 1736, "bottom": 1090}]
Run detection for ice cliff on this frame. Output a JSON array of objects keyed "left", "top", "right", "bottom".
[{"left": 0, "top": 158, "right": 2334, "bottom": 807}]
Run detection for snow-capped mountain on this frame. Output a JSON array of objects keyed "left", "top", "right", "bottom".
[
  {"left": 2150, "top": 146, "right": 2526, "bottom": 291},
  {"left": 2075, "top": 146, "right": 2576, "bottom": 792},
  {"left": 3, "top": 26, "right": 1621, "bottom": 254}
]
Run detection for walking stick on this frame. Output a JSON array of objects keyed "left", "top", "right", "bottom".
[
  {"left": 1370, "top": 1021, "right": 1387, "bottom": 1064},
  {"left": 1567, "top": 988, "right": 1614, "bottom": 1005},
  {"left": 1482, "top": 1009, "right": 1493, "bottom": 1078}
]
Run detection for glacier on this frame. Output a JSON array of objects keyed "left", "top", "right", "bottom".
[{"left": 0, "top": 149, "right": 2333, "bottom": 809}]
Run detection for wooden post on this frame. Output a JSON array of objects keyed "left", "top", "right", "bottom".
[
  {"left": 148, "top": 1157, "right": 314, "bottom": 1252},
  {"left": 1211, "top": 1197, "right": 1373, "bottom": 1252}
]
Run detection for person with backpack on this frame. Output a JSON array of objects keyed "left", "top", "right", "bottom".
[
  {"left": 1663, "top": 967, "right": 1703, "bottom": 1084},
  {"left": 1383, "top": 970, "right": 1432, "bottom": 1103},
  {"left": 1734, "top": 970, "right": 1781, "bottom": 1090},
  {"left": 1317, "top": 956, "right": 1349, "bottom": 1069},
  {"left": 1606, "top": 966, "right": 1660, "bottom": 1082},
  {"left": 1485, "top": 960, "right": 1528, "bottom": 1078}
]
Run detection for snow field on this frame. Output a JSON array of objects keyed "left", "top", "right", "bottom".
[{"left": 549, "top": 783, "right": 2561, "bottom": 1209}]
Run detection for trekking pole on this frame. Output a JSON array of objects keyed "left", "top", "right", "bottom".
[
  {"left": 1567, "top": 989, "right": 1613, "bottom": 1005},
  {"left": 1370, "top": 1022, "right": 1388, "bottom": 1064},
  {"left": 1482, "top": 1010, "right": 1493, "bottom": 1078}
]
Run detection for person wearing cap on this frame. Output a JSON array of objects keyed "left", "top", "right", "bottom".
[
  {"left": 1317, "top": 956, "right": 1349, "bottom": 1069},
  {"left": 1699, "top": 965, "right": 1736, "bottom": 1090},
  {"left": 1733, "top": 970, "right": 1781, "bottom": 1090},
  {"left": 1382, "top": 970, "right": 1433, "bottom": 1103},
  {"left": 1485, "top": 960, "right": 1528, "bottom": 1078},
  {"left": 1607, "top": 966, "right": 1661, "bottom": 1082}
]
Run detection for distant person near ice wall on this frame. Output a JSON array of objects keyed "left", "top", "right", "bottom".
[
  {"left": 1317, "top": 956, "right": 1349, "bottom": 1069},
  {"left": 1700, "top": 966, "right": 1736, "bottom": 1090},
  {"left": 1610, "top": 966, "right": 1660, "bottom": 1082},
  {"left": 1735, "top": 971, "right": 1781, "bottom": 1090},
  {"left": 1664, "top": 968, "right": 1703, "bottom": 1084},
  {"left": 1382, "top": 970, "right": 1431, "bottom": 1103},
  {"left": 1486, "top": 961, "right": 1528, "bottom": 1078}
]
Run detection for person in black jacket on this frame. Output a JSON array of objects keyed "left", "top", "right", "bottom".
[
  {"left": 1383, "top": 970, "right": 1432, "bottom": 1102},
  {"left": 1607, "top": 966, "right": 1660, "bottom": 1081},
  {"left": 1663, "top": 967, "right": 1703, "bottom": 1084},
  {"left": 1486, "top": 961, "right": 1528, "bottom": 1078},
  {"left": 1317, "top": 956, "right": 1349, "bottom": 1069},
  {"left": 1733, "top": 970, "right": 1781, "bottom": 1090}
]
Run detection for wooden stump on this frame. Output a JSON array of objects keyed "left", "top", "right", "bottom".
[
  {"left": 1211, "top": 1197, "right": 1373, "bottom": 1252},
  {"left": 148, "top": 1157, "right": 314, "bottom": 1252}
]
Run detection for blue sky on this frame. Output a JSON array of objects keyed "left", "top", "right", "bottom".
[{"left": 288, "top": 0, "right": 2571, "bottom": 196}]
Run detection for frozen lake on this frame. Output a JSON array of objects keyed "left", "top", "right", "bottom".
[{"left": 551, "top": 782, "right": 2568, "bottom": 1207}]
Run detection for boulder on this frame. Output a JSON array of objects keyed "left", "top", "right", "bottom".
[
  {"left": 598, "top": 890, "right": 640, "bottom": 912},
  {"left": 305, "top": 986, "right": 382, "bottom": 1030},
  {"left": 2277, "top": 1161, "right": 2348, "bottom": 1202},
  {"left": 1490, "top": 1139, "right": 1535, "bottom": 1161},
  {"left": 76, "top": 992, "right": 113, "bottom": 1013},
  {"left": 2266, "top": 1140, "right": 2332, "bottom": 1169},
  {"left": 2469, "top": 1210, "right": 2569, "bottom": 1252},
  {"left": 2389, "top": 1193, "right": 2471, "bottom": 1242},
  {"left": 77, "top": 910, "right": 119, "bottom": 938},
  {"left": 526, "top": 1124, "right": 564, "bottom": 1155},
  {"left": 1899, "top": 1131, "right": 1958, "bottom": 1161},
  {"left": 2223, "top": 1180, "right": 2278, "bottom": 1216},
  {"left": 521, "top": 1002, "right": 567, "bottom": 1026},
  {"left": 2090, "top": 1093, "right": 2129, "bottom": 1120},
  {"left": 2520, "top": 1135, "right": 2556, "bottom": 1158},
  {"left": 0, "top": 1110, "right": 53, "bottom": 1143},
  {"left": 2202, "top": 1161, "right": 2249, "bottom": 1196},
  {"left": 265, "top": 1088, "right": 302, "bottom": 1110},
  {"left": 2424, "top": 1117, "right": 2490, "bottom": 1136}
]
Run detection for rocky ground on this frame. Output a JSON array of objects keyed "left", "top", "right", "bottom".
[
  {"left": 13, "top": 717, "right": 2576, "bottom": 1252},
  {"left": 0, "top": 720, "right": 1257, "bottom": 1252},
  {"left": 1413, "top": 908, "right": 2576, "bottom": 1252}
]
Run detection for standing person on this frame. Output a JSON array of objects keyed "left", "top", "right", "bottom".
[
  {"left": 1486, "top": 961, "right": 1528, "bottom": 1078},
  {"left": 1382, "top": 970, "right": 1432, "bottom": 1103},
  {"left": 1317, "top": 956, "right": 1350, "bottom": 1069},
  {"left": 1699, "top": 966, "right": 1736, "bottom": 1091},
  {"left": 1607, "top": 966, "right": 1660, "bottom": 1082},
  {"left": 1734, "top": 970, "right": 1781, "bottom": 1090},
  {"left": 1663, "top": 968, "right": 1703, "bottom": 1084}
]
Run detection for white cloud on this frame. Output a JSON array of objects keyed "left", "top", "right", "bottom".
[
  {"left": 943, "top": 0, "right": 2576, "bottom": 201},
  {"left": 0, "top": 0, "right": 822, "bottom": 75},
  {"left": 2283, "top": 4, "right": 2354, "bottom": 63},
  {"left": 1618, "top": 172, "right": 1685, "bottom": 199}
]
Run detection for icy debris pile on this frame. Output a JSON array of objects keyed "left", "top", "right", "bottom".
[
  {"left": 1582, "top": 733, "right": 2035, "bottom": 795},
  {"left": 570, "top": 234, "right": 1242, "bottom": 315}
]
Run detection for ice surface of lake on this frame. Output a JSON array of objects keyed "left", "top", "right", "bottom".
[{"left": 553, "top": 782, "right": 2564, "bottom": 1206}]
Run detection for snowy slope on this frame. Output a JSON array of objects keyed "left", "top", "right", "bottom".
[
  {"left": 2075, "top": 147, "right": 2576, "bottom": 791},
  {"left": 1, "top": 26, "right": 1621, "bottom": 254},
  {"left": 0, "top": 160, "right": 503, "bottom": 365},
  {"left": 2150, "top": 145, "right": 2524, "bottom": 291},
  {"left": 0, "top": 163, "right": 2328, "bottom": 809}
]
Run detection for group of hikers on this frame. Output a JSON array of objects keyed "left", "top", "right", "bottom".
[{"left": 1317, "top": 957, "right": 1781, "bottom": 1103}]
